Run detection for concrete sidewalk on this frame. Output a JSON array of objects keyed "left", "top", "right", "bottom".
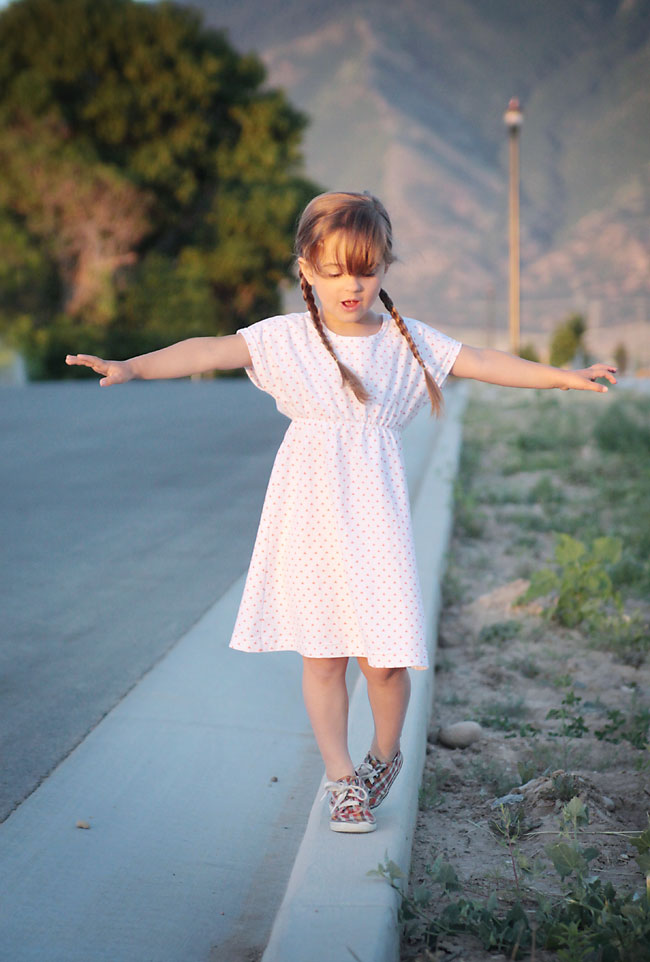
[{"left": 0, "top": 384, "right": 466, "bottom": 962}]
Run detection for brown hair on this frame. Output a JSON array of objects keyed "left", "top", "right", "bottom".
[{"left": 295, "top": 191, "right": 443, "bottom": 415}]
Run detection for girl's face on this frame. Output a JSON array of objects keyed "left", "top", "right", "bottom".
[{"left": 299, "top": 231, "right": 387, "bottom": 333}]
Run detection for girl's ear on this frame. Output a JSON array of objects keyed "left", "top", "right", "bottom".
[{"left": 298, "top": 257, "right": 314, "bottom": 285}]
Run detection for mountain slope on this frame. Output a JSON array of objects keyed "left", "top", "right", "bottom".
[{"left": 189, "top": 0, "right": 650, "bottom": 332}]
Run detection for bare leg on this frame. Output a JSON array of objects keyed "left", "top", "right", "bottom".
[
  {"left": 358, "top": 659, "right": 411, "bottom": 762},
  {"left": 302, "top": 656, "right": 354, "bottom": 781}
]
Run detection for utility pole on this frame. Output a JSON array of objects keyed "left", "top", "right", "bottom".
[{"left": 504, "top": 98, "right": 523, "bottom": 355}]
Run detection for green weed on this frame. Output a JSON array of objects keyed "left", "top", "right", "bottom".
[
  {"left": 589, "top": 609, "right": 650, "bottom": 667},
  {"left": 551, "top": 772, "right": 583, "bottom": 803},
  {"left": 441, "top": 563, "right": 464, "bottom": 607},
  {"left": 594, "top": 397, "right": 650, "bottom": 455},
  {"left": 452, "top": 479, "right": 486, "bottom": 538},
  {"left": 478, "top": 696, "right": 530, "bottom": 732},
  {"left": 546, "top": 689, "right": 589, "bottom": 769},
  {"left": 516, "top": 757, "right": 547, "bottom": 784},
  {"left": 478, "top": 619, "right": 521, "bottom": 647},
  {"left": 439, "top": 691, "right": 467, "bottom": 706},
  {"left": 507, "top": 654, "right": 542, "bottom": 679},
  {"left": 504, "top": 510, "right": 548, "bottom": 532},
  {"left": 376, "top": 806, "right": 650, "bottom": 961},
  {"left": 518, "top": 532, "right": 623, "bottom": 628},
  {"left": 527, "top": 475, "right": 565, "bottom": 505},
  {"left": 514, "top": 532, "right": 539, "bottom": 549},
  {"left": 478, "top": 702, "right": 541, "bottom": 739},
  {"left": 547, "top": 689, "right": 589, "bottom": 739},
  {"left": 594, "top": 706, "right": 650, "bottom": 754},
  {"left": 419, "top": 764, "right": 454, "bottom": 811},
  {"left": 466, "top": 758, "right": 518, "bottom": 797}
]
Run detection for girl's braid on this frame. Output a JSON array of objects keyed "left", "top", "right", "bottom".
[
  {"left": 379, "top": 288, "right": 443, "bottom": 416},
  {"left": 299, "top": 270, "right": 371, "bottom": 404}
]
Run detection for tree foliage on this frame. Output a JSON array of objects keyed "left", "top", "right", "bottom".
[
  {"left": 548, "top": 313, "right": 587, "bottom": 368},
  {"left": 0, "top": 0, "right": 318, "bottom": 377}
]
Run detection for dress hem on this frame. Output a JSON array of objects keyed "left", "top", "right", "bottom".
[{"left": 229, "top": 642, "right": 428, "bottom": 671}]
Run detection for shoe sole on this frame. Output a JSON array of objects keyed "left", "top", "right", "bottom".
[{"left": 329, "top": 820, "right": 377, "bottom": 833}]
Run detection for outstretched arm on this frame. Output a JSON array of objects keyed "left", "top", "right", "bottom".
[
  {"left": 451, "top": 345, "right": 617, "bottom": 393},
  {"left": 65, "top": 334, "right": 252, "bottom": 386}
]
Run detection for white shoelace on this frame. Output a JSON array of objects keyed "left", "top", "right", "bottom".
[
  {"left": 322, "top": 778, "right": 369, "bottom": 813},
  {"left": 356, "top": 758, "right": 382, "bottom": 781}
]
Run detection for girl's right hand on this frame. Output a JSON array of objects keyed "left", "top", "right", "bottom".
[{"left": 65, "top": 354, "right": 135, "bottom": 387}]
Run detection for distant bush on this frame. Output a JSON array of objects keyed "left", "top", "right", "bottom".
[
  {"left": 549, "top": 313, "right": 586, "bottom": 367},
  {"left": 613, "top": 342, "right": 629, "bottom": 374},
  {"left": 519, "top": 342, "right": 540, "bottom": 362}
]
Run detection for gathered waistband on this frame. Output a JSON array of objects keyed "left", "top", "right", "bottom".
[{"left": 289, "top": 417, "right": 400, "bottom": 435}]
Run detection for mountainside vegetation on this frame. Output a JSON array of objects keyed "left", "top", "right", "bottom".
[{"left": 0, "top": 0, "right": 317, "bottom": 377}]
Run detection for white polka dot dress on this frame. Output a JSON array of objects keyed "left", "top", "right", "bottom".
[{"left": 229, "top": 312, "right": 462, "bottom": 670}]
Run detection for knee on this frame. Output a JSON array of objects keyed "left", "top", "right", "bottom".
[
  {"left": 302, "top": 656, "right": 348, "bottom": 684},
  {"left": 361, "top": 663, "right": 408, "bottom": 686}
]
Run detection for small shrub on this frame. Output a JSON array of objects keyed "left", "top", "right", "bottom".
[
  {"left": 517, "top": 757, "right": 546, "bottom": 784},
  {"left": 613, "top": 341, "right": 628, "bottom": 374},
  {"left": 547, "top": 689, "right": 589, "bottom": 740},
  {"left": 551, "top": 772, "right": 582, "bottom": 802},
  {"left": 518, "top": 533, "right": 622, "bottom": 628},
  {"left": 594, "top": 706, "right": 650, "bottom": 752},
  {"left": 549, "top": 312, "right": 587, "bottom": 367},
  {"left": 519, "top": 342, "right": 540, "bottom": 362}
]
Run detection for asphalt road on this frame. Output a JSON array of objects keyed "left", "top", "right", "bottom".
[{"left": 0, "top": 378, "right": 288, "bottom": 822}]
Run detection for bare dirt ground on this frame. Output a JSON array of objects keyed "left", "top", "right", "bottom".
[{"left": 402, "top": 383, "right": 650, "bottom": 962}]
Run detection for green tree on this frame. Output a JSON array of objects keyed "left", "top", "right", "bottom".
[
  {"left": 0, "top": 0, "right": 318, "bottom": 377},
  {"left": 549, "top": 313, "right": 587, "bottom": 368}
]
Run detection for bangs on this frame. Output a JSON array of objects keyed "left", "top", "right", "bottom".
[
  {"left": 310, "top": 209, "right": 393, "bottom": 276},
  {"left": 319, "top": 235, "right": 383, "bottom": 276}
]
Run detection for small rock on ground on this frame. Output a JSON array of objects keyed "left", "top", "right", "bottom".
[{"left": 437, "top": 720, "right": 483, "bottom": 749}]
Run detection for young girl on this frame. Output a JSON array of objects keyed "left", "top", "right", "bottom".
[{"left": 66, "top": 191, "right": 616, "bottom": 834}]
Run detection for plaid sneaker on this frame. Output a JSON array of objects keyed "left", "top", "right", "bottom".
[
  {"left": 356, "top": 750, "right": 403, "bottom": 809},
  {"left": 323, "top": 775, "right": 376, "bottom": 833}
]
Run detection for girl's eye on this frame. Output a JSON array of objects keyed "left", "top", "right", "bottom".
[{"left": 325, "top": 271, "right": 375, "bottom": 279}]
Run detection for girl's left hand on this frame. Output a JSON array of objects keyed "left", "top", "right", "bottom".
[{"left": 560, "top": 363, "right": 617, "bottom": 392}]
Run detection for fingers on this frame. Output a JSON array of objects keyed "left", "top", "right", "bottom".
[
  {"left": 569, "top": 364, "right": 617, "bottom": 393},
  {"left": 65, "top": 353, "right": 107, "bottom": 373},
  {"left": 589, "top": 365, "right": 617, "bottom": 392},
  {"left": 598, "top": 366, "right": 618, "bottom": 385},
  {"left": 66, "top": 354, "right": 121, "bottom": 385}
]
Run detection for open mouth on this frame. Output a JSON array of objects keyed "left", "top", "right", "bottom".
[{"left": 342, "top": 300, "right": 360, "bottom": 309}]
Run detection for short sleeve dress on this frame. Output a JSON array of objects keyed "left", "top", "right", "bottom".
[{"left": 229, "top": 312, "right": 462, "bottom": 670}]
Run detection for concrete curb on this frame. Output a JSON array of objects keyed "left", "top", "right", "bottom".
[{"left": 262, "top": 382, "right": 467, "bottom": 962}]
